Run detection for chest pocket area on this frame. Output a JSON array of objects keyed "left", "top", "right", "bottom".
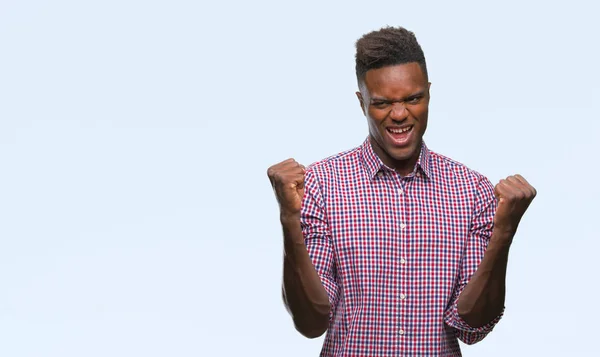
[
  {"left": 328, "top": 184, "right": 403, "bottom": 299},
  {"left": 410, "top": 199, "right": 470, "bottom": 279},
  {"left": 332, "top": 215, "right": 401, "bottom": 297}
]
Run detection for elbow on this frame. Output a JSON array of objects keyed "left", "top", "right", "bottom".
[
  {"left": 293, "top": 304, "right": 330, "bottom": 339},
  {"left": 457, "top": 305, "right": 501, "bottom": 329},
  {"left": 457, "top": 308, "right": 484, "bottom": 328},
  {"left": 296, "top": 323, "right": 328, "bottom": 339},
  {"left": 281, "top": 286, "right": 331, "bottom": 338},
  {"left": 457, "top": 298, "right": 484, "bottom": 328}
]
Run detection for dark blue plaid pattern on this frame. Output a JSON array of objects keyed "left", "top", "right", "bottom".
[{"left": 301, "top": 139, "right": 502, "bottom": 357}]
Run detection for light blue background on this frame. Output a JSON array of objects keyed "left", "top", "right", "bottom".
[{"left": 1, "top": 1, "right": 598, "bottom": 356}]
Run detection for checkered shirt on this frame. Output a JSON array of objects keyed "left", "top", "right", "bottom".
[{"left": 301, "top": 138, "right": 503, "bottom": 357}]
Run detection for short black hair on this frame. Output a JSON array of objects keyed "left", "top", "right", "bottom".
[{"left": 355, "top": 26, "right": 428, "bottom": 84}]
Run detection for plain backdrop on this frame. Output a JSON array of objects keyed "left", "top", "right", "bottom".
[{"left": 1, "top": 0, "right": 599, "bottom": 356}]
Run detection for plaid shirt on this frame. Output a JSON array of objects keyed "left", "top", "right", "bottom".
[{"left": 301, "top": 139, "right": 503, "bottom": 357}]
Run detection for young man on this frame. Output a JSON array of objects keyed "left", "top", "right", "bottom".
[{"left": 267, "top": 26, "right": 536, "bottom": 356}]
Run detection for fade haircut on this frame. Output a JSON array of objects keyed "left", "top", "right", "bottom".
[{"left": 355, "top": 26, "right": 428, "bottom": 85}]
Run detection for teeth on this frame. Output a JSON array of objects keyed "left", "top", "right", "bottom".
[{"left": 388, "top": 126, "right": 412, "bottom": 134}]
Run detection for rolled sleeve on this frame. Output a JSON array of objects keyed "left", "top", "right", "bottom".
[
  {"left": 301, "top": 168, "right": 339, "bottom": 321},
  {"left": 444, "top": 299, "right": 504, "bottom": 345},
  {"left": 444, "top": 176, "right": 503, "bottom": 345}
]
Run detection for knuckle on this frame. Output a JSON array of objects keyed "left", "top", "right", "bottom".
[{"left": 274, "top": 173, "right": 285, "bottom": 183}]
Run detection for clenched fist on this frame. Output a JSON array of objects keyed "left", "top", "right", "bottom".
[
  {"left": 267, "top": 159, "right": 306, "bottom": 219},
  {"left": 493, "top": 174, "right": 537, "bottom": 236}
]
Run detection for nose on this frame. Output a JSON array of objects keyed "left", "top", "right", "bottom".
[{"left": 389, "top": 102, "right": 408, "bottom": 121}]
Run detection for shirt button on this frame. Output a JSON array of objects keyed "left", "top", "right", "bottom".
[
  {"left": 400, "top": 258, "right": 406, "bottom": 264},
  {"left": 377, "top": 171, "right": 383, "bottom": 177},
  {"left": 400, "top": 223, "right": 406, "bottom": 229},
  {"left": 400, "top": 293, "right": 406, "bottom": 300},
  {"left": 399, "top": 329, "right": 405, "bottom": 335}
]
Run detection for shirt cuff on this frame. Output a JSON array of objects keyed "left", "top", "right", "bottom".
[{"left": 444, "top": 304, "right": 504, "bottom": 344}]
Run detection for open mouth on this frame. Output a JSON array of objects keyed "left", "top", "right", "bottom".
[
  {"left": 386, "top": 125, "right": 414, "bottom": 145},
  {"left": 387, "top": 126, "right": 413, "bottom": 134}
]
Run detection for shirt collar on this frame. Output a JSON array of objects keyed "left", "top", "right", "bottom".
[{"left": 360, "top": 137, "right": 432, "bottom": 180}]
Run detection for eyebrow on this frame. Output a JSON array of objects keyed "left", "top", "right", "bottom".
[{"left": 370, "top": 90, "right": 426, "bottom": 103}]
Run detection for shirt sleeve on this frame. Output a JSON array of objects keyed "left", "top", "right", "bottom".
[
  {"left": 301, "top": 168, "right": 339, "bottom": 322},
  {"left": 443, "top": 176, "right": 504, "bottom": 345}
]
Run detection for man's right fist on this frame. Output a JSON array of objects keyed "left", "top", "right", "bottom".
[{"left": 267, "top": 158, "right": 306, "bottom": 218}]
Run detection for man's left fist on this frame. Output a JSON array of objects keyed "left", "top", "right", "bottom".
[{"left": 493, "top": 174, "right": 537, "bottom": 236}]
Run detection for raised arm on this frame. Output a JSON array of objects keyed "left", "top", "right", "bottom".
[
  {"left": 444, "top": 174, "right": 536, "bottom": 344},
  {"left": 440, "top": 173, "right": 536, "bottom": 347},
  {"left": 457, "top": 174, "right": 536, "bottom": 328},
  {"left": 267, "top": 159, "right": 331, "bottom": 338}
]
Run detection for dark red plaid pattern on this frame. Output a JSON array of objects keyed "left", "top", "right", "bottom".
[{"left": 301, "top": 139, "right": 502, "bottom": 357}]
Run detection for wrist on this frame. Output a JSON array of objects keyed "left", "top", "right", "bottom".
[
  {"left": 493, "top": 223, "right": 517, "bottom": 236},
  {"left": 491, "top": 227, "right": 515, "bottom": 245},
  {"left": 280, "top": 211, "right": 301, "bottom": 224}
]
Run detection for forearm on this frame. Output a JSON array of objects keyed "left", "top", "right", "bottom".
[
  {"left": 280, "top": 214, "right": 330, "bottom": 338},
  {"left": 457, "top": 230, "right": 513, "bottom": 327}
]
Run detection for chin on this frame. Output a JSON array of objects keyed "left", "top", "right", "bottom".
[{"left": 388, "top": 145, "right": 418, "bottom": 161}]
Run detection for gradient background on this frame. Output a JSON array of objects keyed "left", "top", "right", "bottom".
[{"left": 1, "top": 1, "right": 598, "bottom": 356}]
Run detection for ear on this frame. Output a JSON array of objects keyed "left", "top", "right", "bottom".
[{"left": 356, "top": 91, "right": 366, "bottom": 116}]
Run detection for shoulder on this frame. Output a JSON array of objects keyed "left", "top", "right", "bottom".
[
  {"left": 429, "top": 150, "right": 493, "bottom": 192},
  {"left": 305, "top": 145, "right": 363, "bottom": 181}
]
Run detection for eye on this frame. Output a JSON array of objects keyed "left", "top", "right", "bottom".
[
  {"left": 406, "top": 96, "right": 422, "bottom": 104},
  {"left": 371, "top": 101, "right": 390, "bottom": 109}
]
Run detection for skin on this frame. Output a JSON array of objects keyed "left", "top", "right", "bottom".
[
  {"left": 457, "top": 174, "right": 536, "bottom": 327},
  {"left": 267, "top": 62, "right": 536, "bottom": 336},
  {"left": 267, "top": 159, "right": 330, "bottom": 338},
  {"left": 356, "top": 62, "right": 430, "bottom": 176}
]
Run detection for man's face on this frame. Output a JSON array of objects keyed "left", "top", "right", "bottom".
[{"left": 356, "top": 62, "right": 430, "bottom": 174}]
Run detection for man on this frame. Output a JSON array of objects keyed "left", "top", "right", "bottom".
[{"left": 267, "top": 26, "right": 536, "bottom": 356}]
